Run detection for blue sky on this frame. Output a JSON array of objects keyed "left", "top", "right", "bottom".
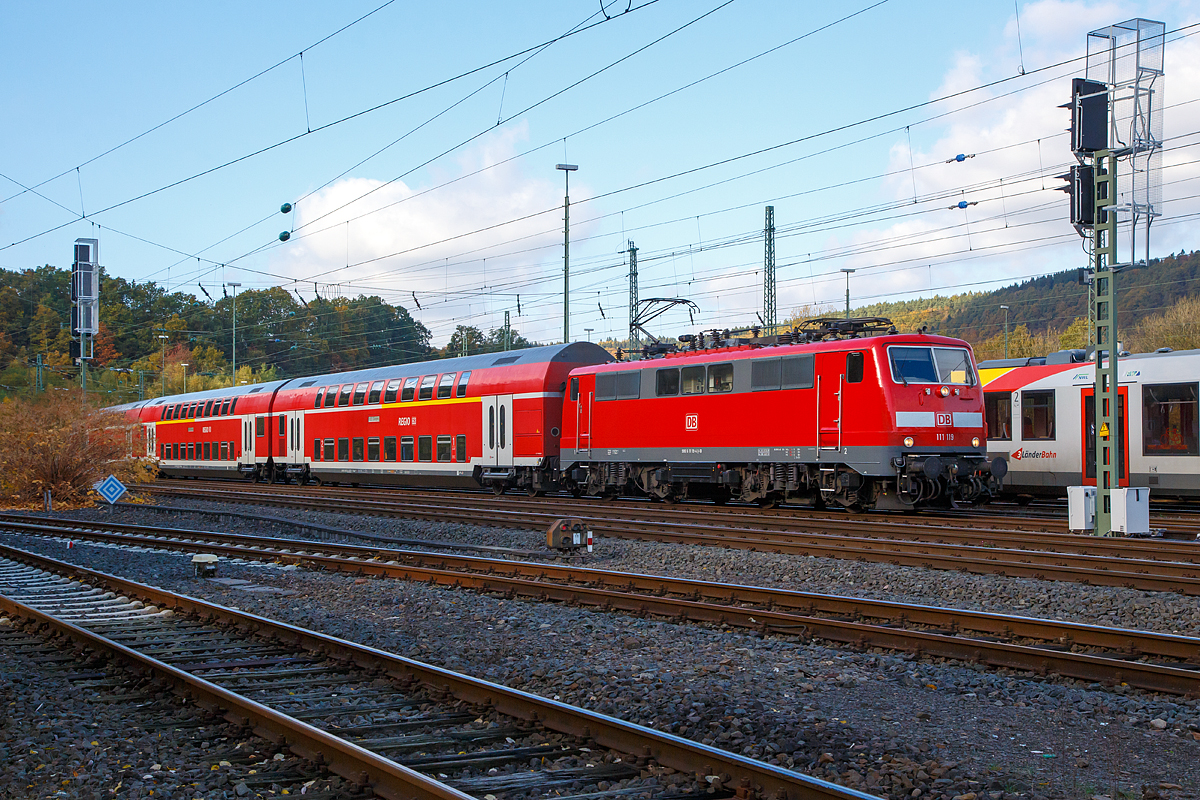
[{"left": 2, "top": 0, "right": 1198, "bottom": 347}]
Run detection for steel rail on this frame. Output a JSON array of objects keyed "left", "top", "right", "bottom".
[
  {"left": 140, "top": 482, "right": 1200, "bottom": 558},
  {"left": 7, "top": 519, "right": 1200, "bottom": 696},
  {"left": 0, "top": 542, "right": 881, "bottom": 800},
  {"left": 129, "top": 486, "right": 1200, "bottom": 594}
]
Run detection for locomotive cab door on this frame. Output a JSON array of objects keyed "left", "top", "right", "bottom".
[
  {"left": 574, "top": 378, "right": 592, "bottom": 455},
  {"left": 482, "top": 394, "right": 514, "bottom": 466},
  {"left": 1081, "top": 386, "right": 1129, "bottom": 487},
  {"left": 816, "top": 353, "right": 844, "bottom": 451},
  {"left": 286, "top": 411, "right": 305, "bottom": 465}
]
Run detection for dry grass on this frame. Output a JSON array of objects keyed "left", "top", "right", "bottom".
[{"left": 0, "top": 391, "right": 155, "bottom": 508}]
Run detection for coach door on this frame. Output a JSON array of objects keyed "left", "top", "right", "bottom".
[
  {"left": 1081, "top": 386, "right": 1129, "bottom": 487},
  {"left": 482, "top": 394, "right": 514, "bottom": 466},
  {"left": 816, "top": 353, "right": 843, "bottom": 451},
  {"left": 241, "top": 417, "right": 255, "bottom": 467},
  {"left": 286, "top": 410, "right": 305, "bottom": 464},
  {"left": 145, "top": 424, "right": 156, "bottom": 458}
]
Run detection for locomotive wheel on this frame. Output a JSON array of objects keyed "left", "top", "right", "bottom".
[
  {"left": 570, "top": 486, "right": 583, "bottom": 498},
  {"left": 757, "top": 496, "right": 779, "bottom": 509},
  {"left": 492, "top": 483, "right": 506, "bottom": 496},
  {"left": 526, "top": 486, "right": 544, "bottom": 498}
]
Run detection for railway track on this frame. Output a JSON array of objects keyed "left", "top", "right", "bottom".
[
  {"left": 132, "top": 483, "right": 1200, "bottom": 594},
  {"left": 0, "top": 541, "right": 880, "bottom": 800},
  {"left": 7, "top": 515, "right": 1200, "bottom": 697}
]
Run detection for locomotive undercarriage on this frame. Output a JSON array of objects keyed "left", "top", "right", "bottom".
[{"left": 565, "top": 454, "right": 1006, "bottom": 510}]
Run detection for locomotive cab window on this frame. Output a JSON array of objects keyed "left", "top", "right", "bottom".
[
  {"left": 401, "top": 377, "right": 418, "bottom": 402},
  {"left": 368, "top": 381, "right": 384, "bottom": 404},
  {"left": 1143, "top": 382, "right": 1199, "bottom": 456},
  {"left": 708, "top": 363, "right": 733, "bottom": 393},
  {"left": 846, "top": 352, "right": 865, "bottom": 384},
  {"left": 419, "top": 375, "right": 436, "bottom": 401},
  {"left": 656, "top": 368, "right": 680, "bottom": 396},
  {"left": 985, "top": 392, "right": 1013, "bottom": 441},
  {"left": 384, "top": 379, "right": 401, "bottom": 403},
  {"left": 456, "top": 371, "right": 471, "bottom": 397},
  {"left": 569, "top": 377, "right": 579, "bottom": 401},
  {"left": 681, "top": 366, "right": 705, "bottom": 395},
  {"left": 888, "top": 346, "right": 976, "bottom": 386},
  {"left": 616, "top": 371, "right": 640, "bottom": 400},
  {"left": 353, "top": 383, "right": 367, "bottom": 405},
  {"left": 437, "top": 373, "right": 455, "bottom": 399},
  {"left": 1021, "top": 390, "right": 1056, "bottom": 440}
]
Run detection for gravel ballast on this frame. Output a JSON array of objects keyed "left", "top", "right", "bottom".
[{"left": 4, "top": 498, "right": 1200, "bottom": 799}]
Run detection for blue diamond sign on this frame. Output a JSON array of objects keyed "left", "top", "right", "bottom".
[{"left": 95, "top": 474, "right": 127, "bottom": 505}]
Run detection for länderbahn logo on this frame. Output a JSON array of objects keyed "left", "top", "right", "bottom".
[{"left": 1010, "top": 447, "right": 1056, "bottom": 461}]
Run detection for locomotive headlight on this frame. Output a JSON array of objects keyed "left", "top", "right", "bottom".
[
  {"left": 972, "top": 437, "right": 981, "bottom": 447},
  {"left": 939, "top": 385, "right": 951, "bottom": 397},
  {"left": 903, "top": 436, "right": 915, "bottom": 448}
]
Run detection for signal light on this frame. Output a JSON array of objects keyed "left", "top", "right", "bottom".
[
  {"left": 1064, "top": 78, "right": 1108, "bottom": 153},
  {"left": 1056, "top": 164, "right": 1095, "bottom": 228}
]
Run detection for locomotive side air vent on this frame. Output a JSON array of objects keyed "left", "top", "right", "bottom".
[{"left": 491, "top": 355, "right": 520, "bottom": 365}]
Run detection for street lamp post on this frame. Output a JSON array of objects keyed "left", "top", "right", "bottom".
[
  {"left": 158, "top": 334, "right": 168, "bottom": 396},
  {"left": 1000, "top": 305, "right": 1010, "bottom": 359},
  {"left": 556, "top": 164, "right": 578, "bottom": 344},
  {"left": 227, "top": 282, "right": 241, "bottom": 384},
  {"left": 181, "top": 363, "right": 189, "bottom": 394},
  {"left": 840, "top": 268, "right": 856, "bottom": 319}
]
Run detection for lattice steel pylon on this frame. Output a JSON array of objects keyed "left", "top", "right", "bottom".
[
  {"left": 627, "top": 240, "right": 639, "bottom": 359},
  {"left": 763, "top": 206, "right": 776, "bottom": 335}
]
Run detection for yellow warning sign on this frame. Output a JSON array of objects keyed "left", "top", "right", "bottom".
[{"left": 1099, "top": 422, "right": 1110, "bottom": 439}]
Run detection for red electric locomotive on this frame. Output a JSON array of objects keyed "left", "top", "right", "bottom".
[{"left": 559, "top": 319, "right": 1006, "bottom": 509}]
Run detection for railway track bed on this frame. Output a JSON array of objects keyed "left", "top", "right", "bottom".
[{"left": 6, "top": 518, "right": 1200, "bottom": 800}]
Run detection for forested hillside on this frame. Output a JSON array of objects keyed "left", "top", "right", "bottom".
[{"left": 0, "top": 266, "right": 532, "bottom": 402}]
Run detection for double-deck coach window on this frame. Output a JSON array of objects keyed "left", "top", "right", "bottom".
[
  {"left": 338, "top": 385, "right": 353, "bottom": 406},
  {"left": 314, "top": 388, "right": 325, "bottom": 409},
  {"left": 419, "top": 375, "right": 436, "bottom": 400},
  {"left": 384, "top": 379, "right": 401, "bottom": 403},
  {"left": 1021, "top": 390, "right": 1056, "bottom": 440},
  {"left": 438, "top": 373, "right": 455, "bottom": 399},
  {"left": 418, "top": 435, "right": 433, "bottom": 461},
  {"left": 402, "top": 377, "right": 418, "bottom": 402},
  {"left": 368, "top": 381, "right": 384, "bottom": 404},
  {"left": 353, "top": 383, "right": 367, "bottom": 405},
  {"left": 1143, "top": 382, "right": 1199, "bottom": 455},
  {"left": 337, "top": 438, "right": 350, "bottom": 461},
  {"left": 255, "top": 416, "right": 265, "bottom": 437},
  {"left": 456, "top": 371, "right": 471, "bottom": 397}
]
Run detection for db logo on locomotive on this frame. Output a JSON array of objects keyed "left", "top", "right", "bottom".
[
  {"left": 935, "top": 413, "right": 952, "bottom": 426},
  {"left": 684, "top": 414, "right": 699, "bottom": 431}
]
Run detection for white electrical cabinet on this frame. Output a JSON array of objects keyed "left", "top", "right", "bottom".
[
  {"left": 1067, "top": 486, "right": 1095, "bottom": 532},
  {"left": 1111, "top": 487, "right": 1150, "bottom": 535}
]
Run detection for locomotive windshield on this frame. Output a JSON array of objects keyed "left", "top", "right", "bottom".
[{"left": 888, "top": 346, "right": 976, "bottom": 386}]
